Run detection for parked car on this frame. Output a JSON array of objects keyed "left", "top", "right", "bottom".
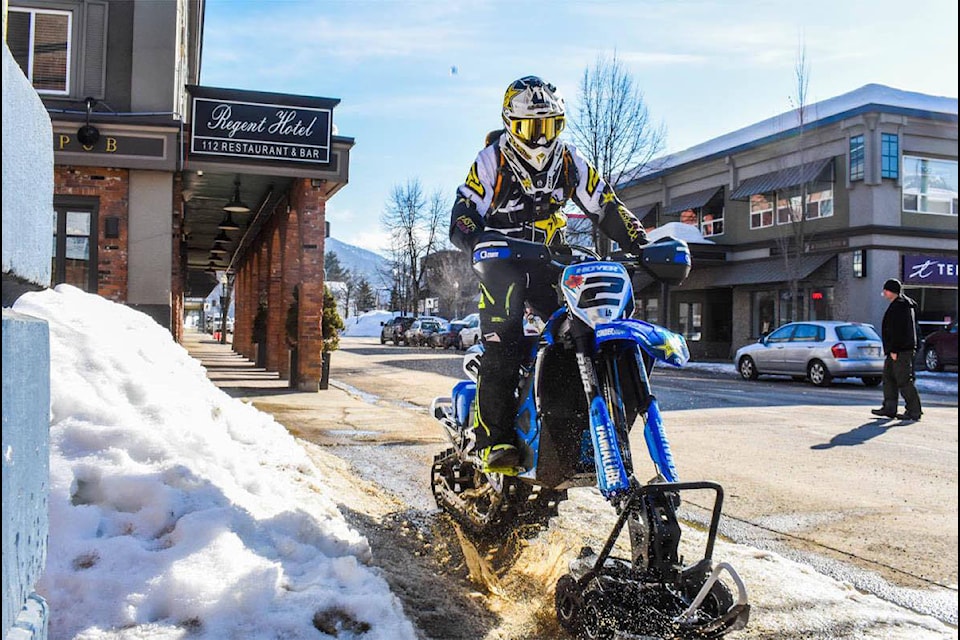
[
  {"left": 430, "top": 320, "right": 467, "bottom": 349},
  {"left": 734, "top": 320, "right": 884, "bottom": 387},
  {"left": 922, "top": 321, "right": 958, "bottom": 372},
  {"left": 458, "top": 313, "right": 481, "bottom": 349},
  {"left": 380, "top": 316, "right": 415, "bottom": 345},
  {"left": 403, "top": 318, "right": 444, "bottom": 347}
]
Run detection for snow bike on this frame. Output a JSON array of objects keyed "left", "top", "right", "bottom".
[{"left": 430, "top": 236, "right": 750, "bottom": 639}]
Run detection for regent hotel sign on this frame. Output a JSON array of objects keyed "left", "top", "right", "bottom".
[{"left": 191, "top": 98, "right": 332, "bottom": 164}]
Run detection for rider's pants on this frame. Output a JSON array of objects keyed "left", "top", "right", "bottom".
[{"left": 474, "top": 262, "right": 558, "bottom": 451}]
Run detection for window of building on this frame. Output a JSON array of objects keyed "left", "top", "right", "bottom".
[
  {"left": 753, "top": 291, "right": 776, "bottom": 336},
  {"left": 749, "top": 194, "right": 774, "bottom": 229},
  {"left": 776, "top": 189, "right": 802, "bottom": 225},
  {"left": 8, "top": 7, "right": 72, "bottom": 95},
  {"left": 8, "top": 2, "right": 107, "bottom": 99},
  {"left": 849, "top": 135, "right": 865, "bottom": 181},
  {"left": 52, "top": 198, "right": 98, "bottom": 292},
  {"left": 635, "top": 297, "right": 658, "bottom": 324},
  {"left": 701, "top": 211, "right": 723, "bottom": 237},
  {"left": 852, "top": 249, "right": 866, "bottom": 278},
  {"left": 902, "top": 155, "right": 958, "bottom": 215},
  {"left": 678, "top": 302, "right": 702, "bottom": 341},
  {"left": 809, "top": 287, "right": 834, "bottom": 320},
  {"left": 751, "top": 286, "right": 835, "bottom": 336},
  {"left": 774, "top": 183, "right": 833, "bottom": 225},
  {"left": 804, "top": 184, "right": 834, "bottom": 220},
  {"left": 881, "top": 133, "right": 899, "bottom": 179},
  {"left": 778, "top": 289, "right": 800, "bottom": 327}
]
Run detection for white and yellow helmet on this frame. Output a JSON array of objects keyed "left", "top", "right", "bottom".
[{"left": 502, "top": 76, "right": 565, "bottom": 170}]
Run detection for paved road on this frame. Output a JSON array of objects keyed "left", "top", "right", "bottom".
[{"left": 325, "top": 337, "right": 959, "bottom": 623}]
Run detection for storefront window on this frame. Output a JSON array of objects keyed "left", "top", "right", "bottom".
[
  {"left": 809, "top": 287, "right": 834, "bottom": 320},
  {"left": 902, "top": 155, "right": 958, "bottom": 215},
  {"left": 752, "top": 291, "right": 776, "bottom": 336},
  {"left": 636, "top": 297, "right": 658, "bottom": 324},
  {"left": 678, "top": 302, "right": 702, "bottom": 341},
  {"left": 778, "top": 289, "right": 800, "bottom": 326}
]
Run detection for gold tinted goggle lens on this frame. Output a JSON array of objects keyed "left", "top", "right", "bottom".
[{"left": 509, "top": 115, "right": 565, "bottom": 143}]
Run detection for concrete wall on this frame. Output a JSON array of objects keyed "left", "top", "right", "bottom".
[
  {"left": 2, "top": 43, "right": 53, "bottom": 287},
  {"left": 1, "top": 42, "right": 52, "bottom": 640},
  {"left": 128, "top": 170, "right": 174, "bottom": 310},
  {"left": 130, "top": 0, "right": 180, "bottom": 112}
]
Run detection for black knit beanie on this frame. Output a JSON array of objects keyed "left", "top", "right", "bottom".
[{"left": 883, "top": 278, "right": 902, "bottom": 295}]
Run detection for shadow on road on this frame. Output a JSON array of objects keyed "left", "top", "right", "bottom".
[{"left": 810, "top": 418, "right": 912, "bottom": 450}]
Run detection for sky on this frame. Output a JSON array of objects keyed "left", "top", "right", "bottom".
[
  {"left": 11, "top": 285, "right": 957, "bottom": 639},
  {"left": 198, "top": 0, "right": 959, "bottom": 255}
]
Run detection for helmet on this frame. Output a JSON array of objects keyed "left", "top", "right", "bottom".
[{"left": 502, "top": 76, "right": 565, "bottom": 170}]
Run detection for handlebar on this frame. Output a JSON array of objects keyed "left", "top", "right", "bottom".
[{"left": 472, "top": 235, "right": 691, "bottom": 286}]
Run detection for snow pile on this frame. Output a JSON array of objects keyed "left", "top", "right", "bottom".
[
  {"left": 12, "top": 285, "right": 416, "bottom": 640},
  {"left": 341, "top": 309, "right": 396, "bottom": 337}
]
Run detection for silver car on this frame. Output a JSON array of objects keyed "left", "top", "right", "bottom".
[{"left": 734, "top": 321, "right": 884, "bottom": 387}]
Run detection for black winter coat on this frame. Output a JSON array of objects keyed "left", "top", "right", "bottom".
[{"left": 881, "top": 294, "right": 918, "bottom": 355}]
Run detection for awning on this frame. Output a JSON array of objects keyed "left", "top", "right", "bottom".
[
  {"left": 730, "top": 158, "right": 834, "bottom": 200},
  {"left": 662, "top": 186, "right": 723, "bottom": 215},
  {"left": 632, "top": 253, "right": 836, "bottom": 292},
  {"left": 675, "top": 253, "right": 835, "bottom": 289}
]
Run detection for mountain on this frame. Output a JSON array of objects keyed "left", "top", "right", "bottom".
[{"left": 325, "top": 237, "right": 391, "bottom": 287}]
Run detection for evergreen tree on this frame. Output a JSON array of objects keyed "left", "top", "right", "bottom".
[
  {"left": 322, "top": 285, "right": 344, "bottom": 352},
  {"left": 324, "top": 251, "right": 350, "bottom": 281},
  {"left": 354, "top": 277, "right": 376, "bottom": 312}
]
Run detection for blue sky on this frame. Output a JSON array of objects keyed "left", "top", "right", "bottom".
[{"left": 200, "top": 0, "right": 959, "bottom": 255}]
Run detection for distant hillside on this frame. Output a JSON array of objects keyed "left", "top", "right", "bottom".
[{"left": 325, "top": 237, "right": 391, "bottom": 287}]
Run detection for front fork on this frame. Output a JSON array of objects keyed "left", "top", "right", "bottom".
[{"left": 574, "top": 349, "right": 631, "bottom": 499}]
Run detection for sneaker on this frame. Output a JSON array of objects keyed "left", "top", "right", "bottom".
[
  {"left": 480, "top": 444, "right": 521, "bottom": 475},
  {"left": 871, "top": 409, "right": 896, "bottom": 419},
  {"left": 896, "top": 413, "right": 922, "bottom": 422}
]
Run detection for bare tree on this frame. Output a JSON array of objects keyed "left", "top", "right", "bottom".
[
  {"left": 380, "top": 179, "right": 447, "bottom": 314},
  {"left": 567, "top": 52, "right": 666, "bottom": 254},
  {"left": 776, "top": 44, "right": 818, "bottom": 324},
  {"left": 422, "top": 249, "right": 477, "bottom": 319}
]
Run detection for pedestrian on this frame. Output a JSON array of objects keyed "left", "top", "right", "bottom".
[
  {"left": 448, "top": 75, "right": 648, "bottom": 473},
  {"left": 872, "top": 278, "right": 923, "bottom": 421}
]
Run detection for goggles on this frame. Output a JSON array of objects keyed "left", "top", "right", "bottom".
[{"left": 507, "top": 115, "right": 565, "bottom": 144}]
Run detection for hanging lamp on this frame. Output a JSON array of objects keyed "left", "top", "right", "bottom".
[{"left": 222, "top": 179, "right": 250, "bottom": 213}]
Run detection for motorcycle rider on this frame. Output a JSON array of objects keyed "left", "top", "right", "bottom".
[{"left": 449, "top": 75, "right": 649, "bottom": 474}]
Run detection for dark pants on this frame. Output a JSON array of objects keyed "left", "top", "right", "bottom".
[
  {"left": 474, "top": 262, "right": 559, "bottom": 450},
  {"left": 881, "top": 351, "right": 923, "bottom": 418}
]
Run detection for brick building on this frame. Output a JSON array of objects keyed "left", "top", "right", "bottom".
[{"left": 8, "top": 0, "right": 352, "bottom": 389}]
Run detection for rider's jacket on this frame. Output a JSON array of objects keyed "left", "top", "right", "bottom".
[{"left": 449, "top": 131, "right": 647, "bottom": 254}]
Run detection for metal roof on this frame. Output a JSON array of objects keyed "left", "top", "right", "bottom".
[
  {"left": 663, "top": 186, "right": 723, "bottom": 215},
  {"left": 634, "top": 252, "right": 836, "bottom": 292},
  {"left": 729, "top": 158, "right": 834, "bottom": 200}
]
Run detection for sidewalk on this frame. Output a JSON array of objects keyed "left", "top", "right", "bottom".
[{"left": 181, "top": 329, "right": 442, "bottom": 447}]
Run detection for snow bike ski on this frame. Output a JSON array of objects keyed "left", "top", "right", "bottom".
[{"left": 430, "top": 236, "right": 749, "bottom": 639}]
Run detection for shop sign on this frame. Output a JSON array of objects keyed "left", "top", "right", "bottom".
[
  {"left": 903, "top": 255, "right": 959, "bottom": 287},
  {"left": 55, "top": 132, "right": 166, "bottom": 157},
  {"left": 191, "top": 98, "right": 331, "bottom": 164}
]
